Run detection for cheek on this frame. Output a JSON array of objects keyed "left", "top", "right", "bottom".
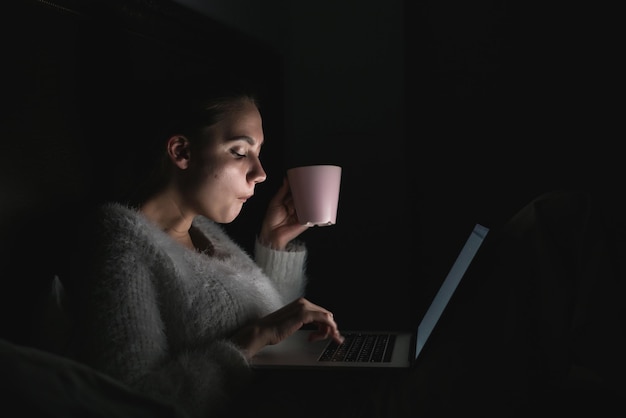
[
  {"left": 216, "top": 163, "right": 245, "bottom": 180},
  {"left": 198, "top": 158, "right": 224, "bottom": 182},
  {"left": 193, "top": 155, "right": 244, "bottom": 194},
  {"left": 200, "top": 164, "right": 238, "bottom": 193}
]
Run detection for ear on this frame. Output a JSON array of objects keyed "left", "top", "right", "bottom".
[{"left": 166, "top": 135, "right": 191, "bottom": 169}]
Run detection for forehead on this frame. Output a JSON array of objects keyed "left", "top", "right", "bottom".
[
  {"left": 218, "top": 100, "right": 261, "bottom": 125},
  {"left": 205, "top": 100, "right": 264, "bottom": 145}
]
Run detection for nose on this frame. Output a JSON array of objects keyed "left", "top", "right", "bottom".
[{"left": 250, "top": 158, "right": 267, "bottom": 184}]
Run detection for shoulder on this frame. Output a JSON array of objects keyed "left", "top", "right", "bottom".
[
  {"left": 88, "top": 202, "right": 153, "bottom": 238},
  {"left": 97, "top": 202, "right": 143, "bottom": 228},
  {"left": 76, "top": 202, "right": 160, "bottom": 253}
]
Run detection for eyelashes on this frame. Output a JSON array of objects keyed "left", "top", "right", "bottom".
[
  {"left": 229, "top": 146, "right": 262, "bottom": 161},
  {"left": 230, "top": 149, "right": 246, "bottom": 158}
]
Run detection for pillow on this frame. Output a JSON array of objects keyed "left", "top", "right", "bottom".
[{"left": 0, "top": 337, "right": 188, "bottom": 417}]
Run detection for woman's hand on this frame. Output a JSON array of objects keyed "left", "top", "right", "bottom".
[
  {"left": 231, "top": 297, "right": 345, "bottom": 359},
  {"left": 259, "top": 177, "right": 310, "bottom": 250}
]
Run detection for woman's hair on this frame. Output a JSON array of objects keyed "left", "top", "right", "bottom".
[
  {"left": 119, "top": 77, "right": 260, "bottom": 206},
  {"left": 161, "top": 84, "right": 259, "bottom": 141}
]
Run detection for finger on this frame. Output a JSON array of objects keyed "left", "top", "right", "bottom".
[
  {"left": 304, "top": 311, "right": 344, "bottom": 343},
  {"left": 308, "top": 325, "right": 344, "bottom": 344},
  {"left": 268, "top": 177, "right": 290, "bottom": 205},
  {"left": 269, "top": 298, "right": 344, "bottom": 341},
  {"left": 308, "top": 327, "right": 330, "bottom": 342}
]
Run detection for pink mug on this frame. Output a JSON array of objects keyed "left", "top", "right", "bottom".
[{"left": 286, "top": 165, "right": 342, "bottom": 226}]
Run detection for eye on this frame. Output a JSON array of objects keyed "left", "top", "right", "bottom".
[{"left": 230, "top": 148, "right": 246, "bottom": 159}]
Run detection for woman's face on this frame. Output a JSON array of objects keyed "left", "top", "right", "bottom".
[{"left": 181, "top": 99, "right": 267, "bottom": 223}]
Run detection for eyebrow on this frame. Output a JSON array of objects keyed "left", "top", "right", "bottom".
[{"left": 229, "top": 135, "right": 263, "bottom": 146}]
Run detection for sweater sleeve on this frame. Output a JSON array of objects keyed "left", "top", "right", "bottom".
[{"left": 254, "top": 238, "right": 308, "bottom": 302}]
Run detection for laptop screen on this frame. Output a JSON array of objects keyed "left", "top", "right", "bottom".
[{"left": 414, "top": 224, "right": 489, "bottom": 360}]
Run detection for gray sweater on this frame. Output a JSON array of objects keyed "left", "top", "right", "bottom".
[{"left": 66, "top": 202, "right": 308, "bottom": 418}]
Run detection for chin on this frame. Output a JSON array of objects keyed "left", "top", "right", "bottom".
[{"left": 222, "top": 209, "right": 243, "bottom": 224}]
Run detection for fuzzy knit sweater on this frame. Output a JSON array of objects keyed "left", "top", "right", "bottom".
[{"left": 64, "top": 202, "right": 308, "bottom": 418}]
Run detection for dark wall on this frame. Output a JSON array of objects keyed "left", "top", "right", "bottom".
[
  {"left": 304, "top": 0, "right": 625, "bottom": 331},
  {"left": 404, "top": 0, "right": 624, "bottom": 281},
  {"left": 408, "top": 0, "right": 623, "bottom": 214},
  {"left": 299, "top": 1, "right": 624, "bottom": 331}
]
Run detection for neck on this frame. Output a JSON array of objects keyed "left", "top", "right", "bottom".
[{"left": 140, "top": 189, "right": 195, "bottom": 246}]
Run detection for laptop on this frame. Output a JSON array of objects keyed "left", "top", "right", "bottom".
[{"left": 250, "top": 223, "right": 489, "bottom": 370}]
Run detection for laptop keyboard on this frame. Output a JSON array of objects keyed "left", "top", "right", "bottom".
[{"left": 318, "top": 332, "right": 396, "bottom": 363}]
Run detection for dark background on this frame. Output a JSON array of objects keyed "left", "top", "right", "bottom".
[{"left": 1, "top": 0, "right": 623, "bottom": 346}]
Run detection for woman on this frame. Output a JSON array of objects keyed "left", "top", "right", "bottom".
[{"left": 63, "top": 81, "right": 344, "bottom": 418}]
